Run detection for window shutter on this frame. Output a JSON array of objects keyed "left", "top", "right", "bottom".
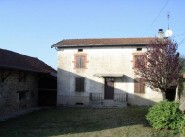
[
  {"left": 75, "top": 55, "right": 86, "bottom": 68},
  {"left": 134, "top": 55, "right": 139, "bottom": 67},
  {"left": 134, "top": 55, "right": 146, "bottom": 67},
  {"left": 75, "top": 77, "right": 85, "bottom": 92},
  {"left": 81, "top": 56, "right": 85, "bottom": 68},
  {"left": 134, "top": 78, "right": 140, "bottom": 93},
  {"left": 140, "top": 78, "right": 145, "bottom": 93},
  {"left": 75, "top": 77, "right": 80, "bottom": 91},
  {"left": 134, "top": 78, "right": 145, "bottom": 93},
  {"left": 80, "top": 77, "right": 84, "bottom": 91},
  {"left": 76, "top": 56, "right": 81, "bottom": 68}
]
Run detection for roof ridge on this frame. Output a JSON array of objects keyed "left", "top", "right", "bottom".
[
  {"left": 52, "top": 37, "right": 156, "bottom": 48},
  {"left": 0, "top": 48, "right": 37, "bottom": 59},
  {"left": 0, "top": 48, "right": 56, "bottom": 74},
  {"left": 62, "top": 37, "right": 154, "bottom": 41}
]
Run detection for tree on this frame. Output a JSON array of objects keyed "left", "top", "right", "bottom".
[{"left": 134, "top": 38, "right": 180, "bottom": 100}]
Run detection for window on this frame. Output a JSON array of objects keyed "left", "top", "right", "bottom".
[
  {"left": 18, "top": 72, "right": 26, "bottom": 82},
  {"left": 19, "top": 92, "right": 26, "bottom": 100},
  {"left": 134, "top": 78, "right": 145, "bottom": 93},
  {"left": 78, "top": 49, "right": 83, "bottom": 52},
  {"left": 137, "top": 48, "right": 142, "bottom": 51},
  {"left": 134, "top": 55, "right": 146, "bottom": 67},
  {"left": 75, "top": 77, "right": 85, "bottom": 92},
  {"left": 74, "top": 54, "right": 88, "bottom": 69},
  {"left": 17, "top": 90, "right": 28, "bottom": 101},
  {"left": 17, "top": 90, "right": 28, "bottom": 100}
]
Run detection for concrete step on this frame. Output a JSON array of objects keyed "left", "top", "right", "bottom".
[{"left": 90, "top": 100, "right": 127, "bottom": 108}]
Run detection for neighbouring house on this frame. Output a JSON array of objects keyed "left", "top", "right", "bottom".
[
  {"left": 0, "top": 48, "right": 57, "bottom": 117},
  {"left": 52, "top": 37, "right": 164, "bottom": 107},
  {"left": 179, "top": 73, "right": 185, "bottom": 111}
]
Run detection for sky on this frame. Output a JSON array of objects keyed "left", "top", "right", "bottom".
[{"left": 0, "top": 0, "right": 185, "bottom": 69}]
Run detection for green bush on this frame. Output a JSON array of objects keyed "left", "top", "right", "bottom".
[{"left": 146, "top": 100, "right": 185, "bottom": 133}]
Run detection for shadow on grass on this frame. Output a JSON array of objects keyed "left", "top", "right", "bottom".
[{"left": 0, "top": 107, "right": 156, "bottom": 137}]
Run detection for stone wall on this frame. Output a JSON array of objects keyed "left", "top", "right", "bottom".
[{"left": 0, "top": 69, "right": 38, "bottom": 117}]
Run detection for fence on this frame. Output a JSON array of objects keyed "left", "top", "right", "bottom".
[{"left": 90, "top": 93, "right": 127, "bottom": 102}]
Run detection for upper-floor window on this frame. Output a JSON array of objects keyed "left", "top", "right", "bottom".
[
  {"left": 133, "top": 54, "right": 146, "bottom": 68},
  {"left": 73, "top": 54, "right": 88, "bottom": 69},
  {"left": 137, "top": 48, "right": 142, "bottom": 51},
  {"left": 78, "top": 49, "right": 83, "bottom": 52}
]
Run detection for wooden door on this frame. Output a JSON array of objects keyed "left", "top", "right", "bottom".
[{"left": 104, "top": 78, "right": 114, "bottom": 99}]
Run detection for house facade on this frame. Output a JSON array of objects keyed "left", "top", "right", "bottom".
[
  {"left": 52, "top": 38, "right": 163, "bottom": 107},
  {"left": 0, "top": 49, "right": 57, "bottom": 118}
]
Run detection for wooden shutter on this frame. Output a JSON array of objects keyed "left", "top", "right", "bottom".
[
  {"left": 140, "top": 78, "right": 145, "bottom": 93},
  {"left": 81, "top": 56, "right": 85, "bottom": 68},
  {"left": 134, "top": 78, "right": 140, "bottom": 93},
  {"left": 75, "top": 77, "right": 85, "bottom": 92},
  {"left": 134, "top": 55, "right": 146, "bottom": 67},
  {"left": 134, "top": 78, "right": 145, "bottom": 93},
  {"left": 76, "top": 56, "right": 81, "bottom": 68},
  {"left": 134, "top": 55, "right": 140, "bottom": 67},
  {"left": 75, "top": 55, "right": 86, "bottom": 68}
]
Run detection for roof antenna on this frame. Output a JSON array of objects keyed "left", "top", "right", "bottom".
[
  {"left": 165, "top": 12, "right": 173, "bottom": 37},
  {"left": 167, "top": 12, "right": 170, "bottom": 29}
]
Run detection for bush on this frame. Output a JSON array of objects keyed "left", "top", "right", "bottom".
[{"left": 146, "top": 100, "right": 185, "bottom": 133}]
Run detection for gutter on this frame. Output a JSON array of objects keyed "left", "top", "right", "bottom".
[{"left": 51, "top": 43, "right": 147, "bottom": 49}]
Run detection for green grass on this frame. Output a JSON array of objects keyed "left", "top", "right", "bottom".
[{"left": 0, "top": 107, "right": 179, "bottom": 137}]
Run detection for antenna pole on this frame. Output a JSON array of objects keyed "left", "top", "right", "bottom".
[{"left": 167, "top": 12, "right": 170, "bottom": 29}]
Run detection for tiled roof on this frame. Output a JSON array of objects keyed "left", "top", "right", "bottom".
[
  {"left": 0, "top": 48, "right": 56, "bottom": 75},
  {"left": 52, "top": 37, "right": 156, "bottom": 48}
]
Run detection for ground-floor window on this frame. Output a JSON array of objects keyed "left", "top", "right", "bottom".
[
  {"left": 75, "top": 77, "right": 85, "bottom": 92},
  {"left": 134, "top": 78, "right": 145, "bottom": 93},
  {"left": 17, "top": 90, "right": 29, "bottom": 101}
]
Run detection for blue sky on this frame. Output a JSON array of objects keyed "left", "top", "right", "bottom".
[{"left": 0, "top": 0, "right": 185, "bottom": 69}]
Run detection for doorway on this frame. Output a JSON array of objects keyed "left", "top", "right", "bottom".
[{"left": 104, "top": 78, "right": 114, "bottom": 99}]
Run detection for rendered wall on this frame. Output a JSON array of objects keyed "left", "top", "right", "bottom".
[{"left": 57, "top": 46, "right": 163, "bottom": 106}]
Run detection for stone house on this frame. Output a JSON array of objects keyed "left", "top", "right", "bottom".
[
  {"left": 52, "top": 37, "right": 163, "bottom": 107},
  {"left": 0, "top": 48, "right": 56, "bottom": 117}
]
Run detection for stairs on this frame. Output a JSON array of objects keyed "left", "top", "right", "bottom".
[{"left": 90, "top": 100, "right": 127, "bottom": 108}]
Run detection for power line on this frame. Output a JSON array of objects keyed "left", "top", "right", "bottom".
[
  {"left": 178, "top": 37, "right": 185, "bottom": 45},
  {"left": 173, "top": 33, "right": 185, "bottom": 37},
  {"left": 143, "top": 0, "right": 170, "bottom": 35}
]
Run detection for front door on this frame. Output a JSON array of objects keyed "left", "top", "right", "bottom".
[{"left": 104, "top": 78, "right": 114, "bottom": 99}]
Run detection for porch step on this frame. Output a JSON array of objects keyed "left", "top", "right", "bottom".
[{"left": 90, "top": 100, "right": 127, "bottom": 108}]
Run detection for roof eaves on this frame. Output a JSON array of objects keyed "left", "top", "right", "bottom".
[{"left": 56, "top": 43, "right": 148, "bottom": 49}]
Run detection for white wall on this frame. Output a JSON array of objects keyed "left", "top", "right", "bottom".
[{"left": 57, "top": 46, "right": 163, "bottom": 106}]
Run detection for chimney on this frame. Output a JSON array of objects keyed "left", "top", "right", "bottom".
[{"left": 158, "top": 29, "right": 164, "bottom": 38}]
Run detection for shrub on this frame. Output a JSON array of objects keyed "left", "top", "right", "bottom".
[{"left": 146, "top": 100, "right": 185, "bottom": 133}]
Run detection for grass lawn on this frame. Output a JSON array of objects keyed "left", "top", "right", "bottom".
[{"left": 0, "top": 107, "right": 179, "bottom": 137}]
